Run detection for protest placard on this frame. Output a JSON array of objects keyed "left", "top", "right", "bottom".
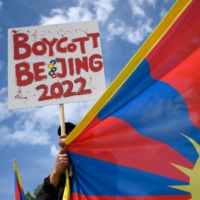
[{"left": 8, "top": 20, "right": 106, "bottom": 110}]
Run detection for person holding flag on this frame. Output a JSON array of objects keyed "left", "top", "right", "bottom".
[{"left": 36, "top": 122, "right": 75, "bottom": 200}]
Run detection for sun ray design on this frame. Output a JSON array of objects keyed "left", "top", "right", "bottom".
[{"left": 168, "top": 133, "right": 200, "bottom": 200}]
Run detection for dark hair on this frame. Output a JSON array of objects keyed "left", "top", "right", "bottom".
[{"left": 57, "top": 122, "right": 76, "bottom": 136}]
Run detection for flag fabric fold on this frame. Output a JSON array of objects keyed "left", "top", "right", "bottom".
[
  {"left": 63, "top": 0, "right": 200, "bottom": 199},
  {"left": 13, "top": 159, "right": 26, "bottom": 200}
]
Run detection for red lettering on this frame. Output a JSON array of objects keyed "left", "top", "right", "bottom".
[
  {"left": 33, "top": 62, "right": 47, "bottom": 82},
  {"left": 36, "top": 84, "right": 53, "bottom": 101},
  {"left": 68, "top": 58, "right": 74, "bottom": 76},
  {"left": 75, "top": 57, "right": 89, "bottom": 74},
  {"left": 87, "top": 33, "right": 100, "bottom": 48},
  {"left": 51, "top": 82, "right": 63, "bottom": 99},
  {"left": 42, "top": 38, "right": 58, "bottom": 56},
  {"left": 56, "top": 58, "right": 67, "bottom": 78},
  {"left": 32, "top": 41, "right": 47, "bottom": 56},
  {"left": 74, "top": 77, "right": 91, "bottom": 95},
  {"left": 15, "top": 62, "right": 34, "bottom": 86},
  {"left": 56, "top": 37, "right": 68, "bottom": 53},
  {"left": 89, "top": 54, "right": 103, "bottom": 72},
  {"left": 62, "top": 80, "right": 76, "bottom": 97},
  {"left": 13, "top": 33, "right": 31, "bottom": 60},
  {"left": 72, "top": 37, "right": 89, "bottom": 54},
  {"left": 67, "top": 43, "right": 77, "bottom": 52},
  {"left": 13, "top": 33, "right": 100, "bottom": 60}
]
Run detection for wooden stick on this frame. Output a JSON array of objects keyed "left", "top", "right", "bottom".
[
  {"left": 59, "top": 104, "right": 65, "bottom": 135},
  {"left": 59, "top": 104, "right": 71, "bottom": 191}
]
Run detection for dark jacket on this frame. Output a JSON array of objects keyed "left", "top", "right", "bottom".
[{"left": 36, "top": 173, "right": 66, "bottom": 200}]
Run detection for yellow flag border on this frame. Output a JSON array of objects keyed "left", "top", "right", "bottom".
[
  {"left": 65, "top": 0, "right": 192, "bottom": 145},
  {"left": 62, "top": 169, "right": 71, "bottom": 200},
  {"left": 13, "top": 159, "right": 24, "bottom": 190}
]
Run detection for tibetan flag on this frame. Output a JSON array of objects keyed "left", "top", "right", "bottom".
[
  {"left": 63, "top": 0, "right": 200, "bottom": 199},
  {"left": 13, "top": 159, "right": 26, "bottom": 200}
]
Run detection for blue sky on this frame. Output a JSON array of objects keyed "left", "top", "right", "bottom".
[{"left": 0, "top": 0, "right": 176, "bottom": 199}]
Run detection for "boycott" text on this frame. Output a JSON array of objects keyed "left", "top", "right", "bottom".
[{"left": 13, "top": 32, "right": 100, "bottom": 60}]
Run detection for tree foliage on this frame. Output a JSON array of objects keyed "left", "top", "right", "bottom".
[
  {"left": 25, "top": 191, "right": 35, "bottom": 200},
  {"left": 25, "top": 184, "right": 43, "bottom": 200}
]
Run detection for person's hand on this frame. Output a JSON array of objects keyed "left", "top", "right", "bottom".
[
  {"left": 54, "top": 148, "right": 69, "bottom": 175},
  {"left": 59, "top": 134, "right": 67, "bottom": 149},
  {"left": 50, "top": 149, "right": 69, "bottom": 187}
]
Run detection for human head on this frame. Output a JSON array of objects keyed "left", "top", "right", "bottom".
[{"left": 57, "top": 122, "right": 76, "bottom": 136}]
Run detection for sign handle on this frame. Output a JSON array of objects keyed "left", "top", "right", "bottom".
[
  {"left": 59, "top": 104, "right": 65, "bottom": 135},
  {"left": 59, "top": 104, "right": 70, "bottom": 199}
]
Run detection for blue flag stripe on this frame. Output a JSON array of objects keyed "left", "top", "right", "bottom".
[{"left": 69, "top": 152, "right": 189, "bottom": 196}]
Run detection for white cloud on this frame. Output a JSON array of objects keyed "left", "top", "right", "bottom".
[
  {"left": 0, "top": 86, "right": 7, "bottom": 97},
  {"left": 92, "top": 0, "right": 118, "bottom": 24},
  {"left": 0, "top": 124, "right": 51, "bottom": 148},
  {"left": 0, "top": 1, "right": 3, "bottom": 9},
  {"left": 160, "top": 8, "right": 167, "bottom": 18},
  {"left": 0, "top": 101, "right": 11, "bottom": 121},
  {"left": 146, "top": 0, "right": 157, "bottom": 8},
  {"left": 3, "top": 109, "right": 55, "bottom": 150},
  {"left": 129, "top": 0, "right": 145, "bottom": 17},
  {"left": 50, "top": 144, "right": 59, "bottom": 156},
  {"left": 22, "top": 105, "right": 60, "bottom": 130},
  {"left": 0, "top": 93, "right": 94, "bottom": 149},
  {"left": 0, "top": 87, "right": 12, "bottom": 121},
  {"left": 39, "top": 0, "right": 117, "bottom": 25},
  {"left": 64, "top": 101, "right": 95, "bottom": 124},
  {"left": 106, "top": 0, "right": 155, "bottom": 45},
  {"left": 12, "top": 100, "right": 94, "bottom": 130},
  {"left": 40, "top": 13, "right": 67, "bottom": 25},
  {"left": 128, "top": 0, "right": 157, "bottom": 17},
  {"left": 39, "top": 7, "right": 93, "bottom": 25},
  {"left": 107, "top": 19, "right": 152, "bottom": 45},
  {"left": 107, "top": 21, "right": 125, "bottom": 40}
]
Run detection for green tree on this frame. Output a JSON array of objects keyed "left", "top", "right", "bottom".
[
  {"left": 33, "top": 184, "right": 43, "bottom": 196},
  {"left": 25, "top": 184, "right": 43, "bottom": 200},
  {"left": 25, "top": 191, "right": 35, "bottom": 200}
]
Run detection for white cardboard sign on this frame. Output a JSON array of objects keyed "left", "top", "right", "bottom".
[{"left": 8, "top": 21, "right": 106, "bottom": 110}]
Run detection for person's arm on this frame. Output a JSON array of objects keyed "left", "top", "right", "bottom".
[
  {"left": 36, "top": 176, "right": 57, "bottom": 200},
  {"left": 50, "top": 149, "right": 69, "bottom": 188},
  {"left": 36, "top": 149, "right": 69, "bottom": 200}
]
